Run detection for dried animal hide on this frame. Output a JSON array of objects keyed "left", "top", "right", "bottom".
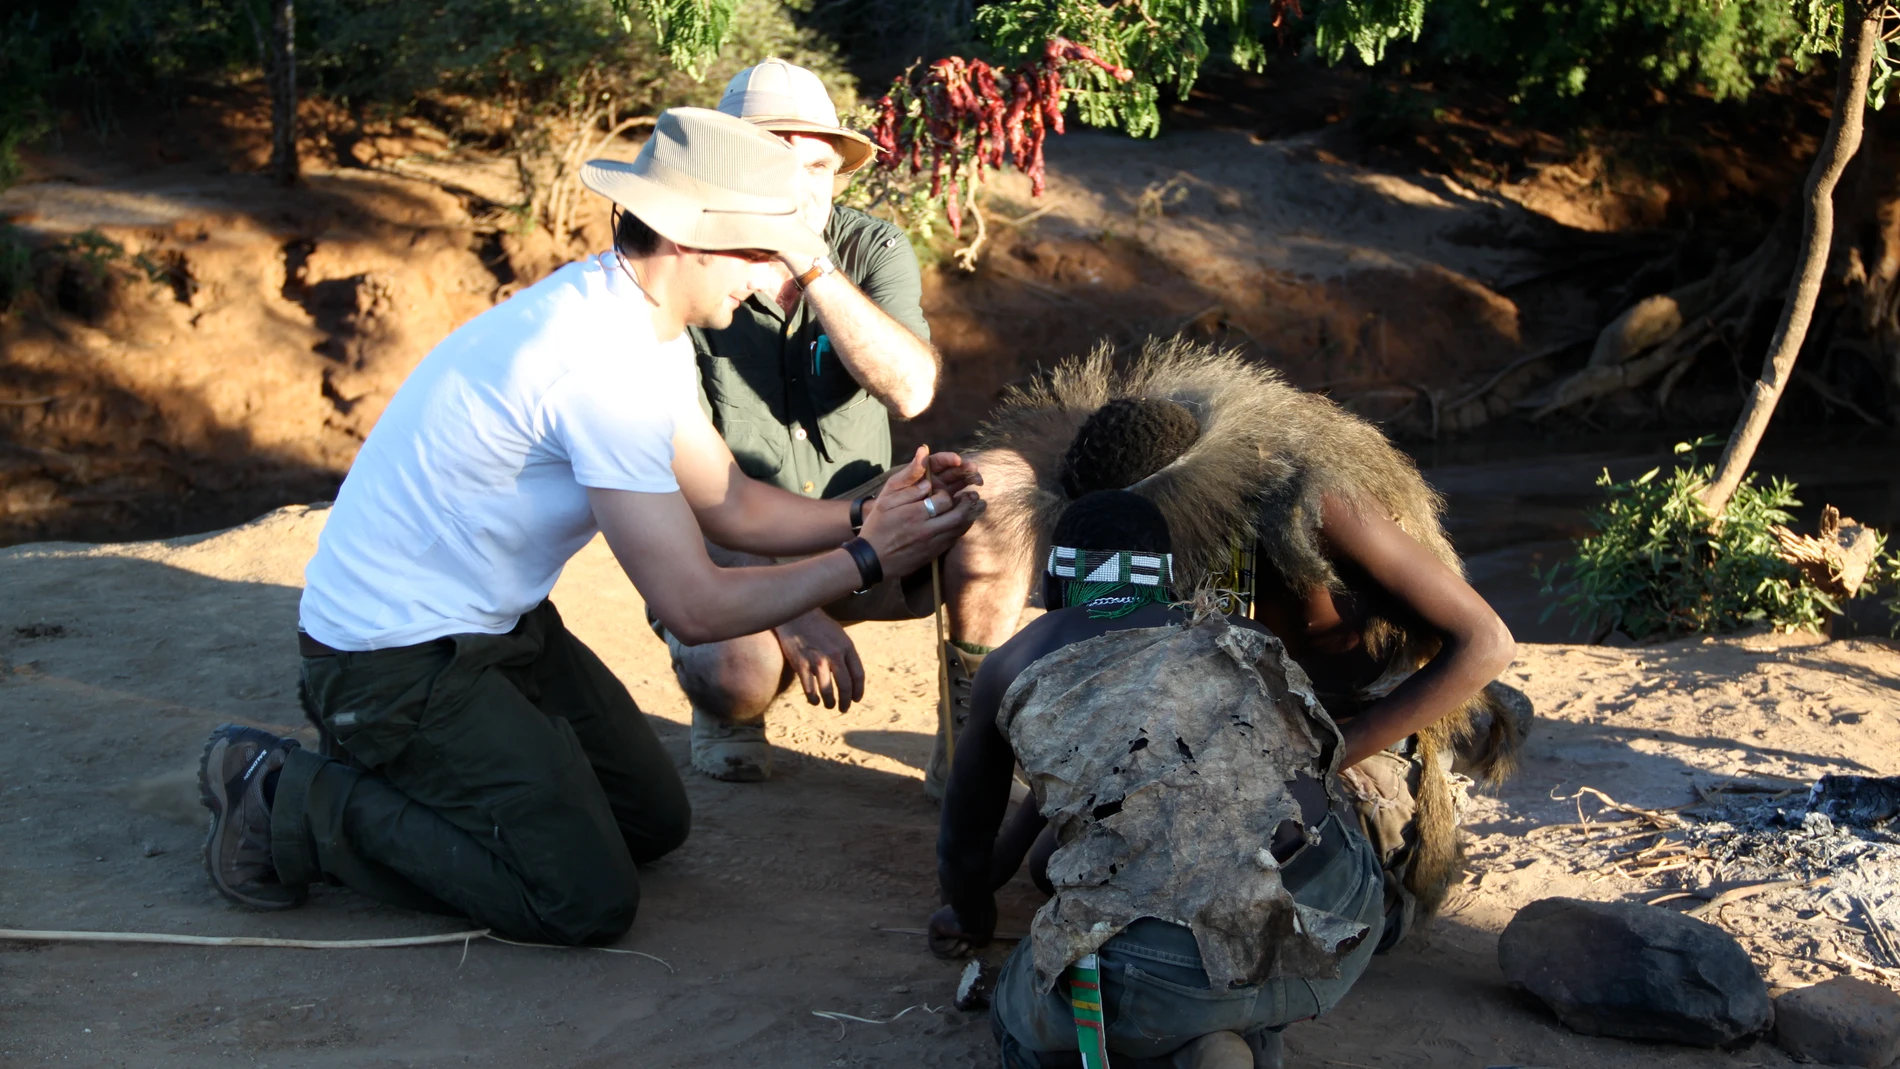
[
  {"left": 997, "top": 614, "right": 1366, "bottom": 994},
  {"left": 977, "top": 337, "right": 1522, "bottom": 918}
]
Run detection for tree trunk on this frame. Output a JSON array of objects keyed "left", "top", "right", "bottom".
[
  {"left": 269, "top": 0, "right": 298, "bottom": 187},
  {"left": 1699, "top": 0, "right": 1882, "bottom": 517}
]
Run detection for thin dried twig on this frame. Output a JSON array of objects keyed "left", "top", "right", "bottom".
[
  {"left": 481, "top": 934, "right": 674, "bottom": 972},
  {"left": 1685, "top": 879, "right": 1810, "bottom": 919},
  {"left": 1558, "top": 786, "right": 1686, "bottom": 829},
  {"left": 0, "top": 927, "right": 676, "bottom": 972},
  {"left": 811, "top": 1003, "right": 941, "bottom": 1038},
  {"left": 0, "top": 927, "right": 490, "bottom": 949},
  {"left": 1841, "top": 951, "right": 1900, "bottom": 982},
  {"left": 1852, "top": 895, "right": 1900, "bottom": 968},
  {"left": 993, "top": 202, "right": 1057, "bottom": 228},
  {"left": 872, "top": 925, "right": 1027, "bottom": 942}
]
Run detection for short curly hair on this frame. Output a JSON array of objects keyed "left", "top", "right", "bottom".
[
  {"left": 1059, "top": 398, "right": 1201, "bottom": 499},
  {"left": 1052, "top": 490, "right": 1172, "bottom": 554}
]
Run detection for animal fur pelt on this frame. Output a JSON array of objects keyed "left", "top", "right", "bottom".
[{"left": 976, "top": 336, "right": 1522, "bottom": 919}]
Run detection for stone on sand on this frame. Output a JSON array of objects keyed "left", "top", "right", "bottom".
[
  {"left": 1498, "top": 897, "right": 1772, "bottom": 1046},
  {"left": 1773, "top": 976, "right": 1900, "bottom": 1068}
]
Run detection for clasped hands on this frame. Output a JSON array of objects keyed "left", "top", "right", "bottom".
[
  {"left": 773, "top": 447, "right": 983, "bottom": 714},
  {"left": 853, "top": 444, "right": 984, "bottom": 579}
]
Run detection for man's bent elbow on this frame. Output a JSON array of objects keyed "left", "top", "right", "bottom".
[
  {"left": 652, "top": 603, "right": 720, "bottom": 646},
  {"left": 885, "top": 379, "right": 937, "bottom": 420},
  {"left": 1477, "top": 613, "right": 1517, "bottom": 680}
]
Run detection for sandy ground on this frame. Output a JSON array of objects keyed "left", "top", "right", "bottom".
[{"left": 3, "top": 506, "right": 1898, "bottom": 1067}]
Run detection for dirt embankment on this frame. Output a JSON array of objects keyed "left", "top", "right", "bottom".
[
  {"left": 3, "top": 507, "right": 1897, "bottom": 1066},
  {"left": 0, "top": 85, "right": 1793, "bottom": 546}
]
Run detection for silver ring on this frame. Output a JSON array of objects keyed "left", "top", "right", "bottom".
[{"left": 923, "top": 497, "right": 939, "bottom": 518}]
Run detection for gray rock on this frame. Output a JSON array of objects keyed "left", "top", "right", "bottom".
[
  {"left": 1498, "top": 897, "right": 1772, "bottom": 1046},
  {"left": 1774, "top": 977, "right": 1900, "bottom": 1067}
]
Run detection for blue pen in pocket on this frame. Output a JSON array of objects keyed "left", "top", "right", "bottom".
[{"left": 811, "top": 334, "right": 833, "bottom": 376}]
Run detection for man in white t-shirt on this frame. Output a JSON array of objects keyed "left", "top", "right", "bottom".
[{"left": 192, "top": 108, "right": 983, "bottom": 945}]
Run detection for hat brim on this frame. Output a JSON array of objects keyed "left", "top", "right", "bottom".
[
  {"left": 580, "top": 159, "right": 828, "bottom": 260},
  {"left": 746, "top": 117, "right": 879, "bottom": 175}
]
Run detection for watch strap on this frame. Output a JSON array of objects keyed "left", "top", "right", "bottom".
[{"left": 794, "top": 255, "right": 835, "bottom": 290}]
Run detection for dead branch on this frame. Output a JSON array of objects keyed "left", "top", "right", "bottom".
[
  {"left": 1443, "top": 335, "right": 1594, "bottom": 414},
  {"left": 1528, "top": 219, "right": 1788, "bottom": 419},
  {"left": 1530, "top": 314, "right": 1720, "bottom": 418},
  {"left": 1772, "top": 505, "right": 1883, "bottom": 597},
  {"left": 1794, "top": 367, "right": 1888, "bottom": 425},
  {"left": 952, "top": 190, "right": 989, "bottom": 272},
  {"left": 1685, "top": 878, "right": 1813, "bottom": 918}
]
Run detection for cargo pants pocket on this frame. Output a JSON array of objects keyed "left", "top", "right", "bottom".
[{"left": 300, "top": 641, "right": 454, "bottom": 771}]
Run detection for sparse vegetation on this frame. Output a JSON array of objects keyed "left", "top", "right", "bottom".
[
  {"left": 0, "top": 226, "right": 34, "bottom": 313},
  {"left": 1539, "top": 439, "right": 1898, "bottom": 641}
]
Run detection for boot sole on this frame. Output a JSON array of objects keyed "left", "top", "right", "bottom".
[
  {"left": 690, "top": 747, "right": 773, "bottom": 783},
  {"left": 198, "top": 726, "right": 303, "bottom": 911}
]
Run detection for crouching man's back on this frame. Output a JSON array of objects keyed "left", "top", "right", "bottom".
[{"left": 933, "top": 491, "right": 1387, "bottom": 1069}]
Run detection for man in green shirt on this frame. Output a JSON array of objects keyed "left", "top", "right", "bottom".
[{"left": 667, "top": 60, "right": 1034, "bottom": 787}]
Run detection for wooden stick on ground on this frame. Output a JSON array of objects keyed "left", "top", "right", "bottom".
[
  {"left": 1686, "top": 879, "right": 1809, "bottom": 919},
  {"left": 0, "top": 928, "right": 675, "bottom": 971},
  {"left": 0, "top": 927, "right": 489, "bottom": 949},
  {"left": 1852, "top": 895, "right": 1900, "bottom": 968}
]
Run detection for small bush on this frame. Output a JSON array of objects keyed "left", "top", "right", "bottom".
[
  {"left": 1538, "top": 439, "right": 1895, "bottom": 641},
  {"left": 0, "top": 225, "right": 35, "bottom": 312}
]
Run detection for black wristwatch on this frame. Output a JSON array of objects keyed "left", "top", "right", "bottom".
[
  {"left": 849, "top": 493, "right": 874, "bottom": 533},
  {"left": 841, "top": 537, "right": 883, "bottom": 593}
]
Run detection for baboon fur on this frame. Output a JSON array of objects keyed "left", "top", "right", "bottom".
[{"left": 976, "top": 337, "right": 1522, "bottom": 918}]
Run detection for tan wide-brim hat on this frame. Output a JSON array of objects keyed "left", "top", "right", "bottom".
[
  {"left": 718, "top": 58, "right": 878, "bottom": 176},
  {"left": 579, "top": 107, "right": 827, "bottom": 260}
]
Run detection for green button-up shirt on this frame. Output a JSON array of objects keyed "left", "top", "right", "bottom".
[{"left": 689, "top": 205, "right": 930, "bottom": 499}]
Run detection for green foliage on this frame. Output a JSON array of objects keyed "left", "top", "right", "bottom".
[
  {"left": 1415, "top": 0, "right": 1892, "bottom": 116},
  {"left": 971, "top": 0, "right": 1428, "bottom": 139},
  {"left": 0, "top": 0, "right": 858, "bottom": 193},
  {"left": 1537, "top": 438, "right": 1895, "bottom": 641},
  {"left": 1315, "top": 0, "right": 1428, "bottom": 65},
  {"left": 0, "top": 226, "right": 35, "bottom": 313},
  {"left": 614, "top": 0, "right": 732, "bottom": 81}
]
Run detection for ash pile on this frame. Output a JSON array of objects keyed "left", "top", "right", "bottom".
[
  {"left": 1685, "top": 776, "right": 1900, "bottom": 906},
  {"left": 1665, "top": 774, "right": 1900, "bottom": 976},
  {"left": 1500, "top": 775, "right": 1900, "bottom": 1057}
]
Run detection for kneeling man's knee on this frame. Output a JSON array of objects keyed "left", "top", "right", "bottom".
[
  {"left": 529, "top": 866, "right": 642, "bottom": 946},
  {"left": 635, "top": 795, "right": 691, "bottom": 863}
]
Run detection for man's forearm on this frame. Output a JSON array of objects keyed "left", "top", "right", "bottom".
[
  {"left": 1339, "top": 622, "right": 1516, "bottom": 768},
  {"left": 804, "top": 273, "right": 938, "bottom": 419},
  {"left": 696, "top": 476, "right": 856, "bottom": 557},
  {"left": 662, "top": 551, "right": 863, "bottom": 645}
]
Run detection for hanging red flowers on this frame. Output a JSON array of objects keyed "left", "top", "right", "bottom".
[{"left": 869, "top": 37, "right": 1133, "bottom": 236}]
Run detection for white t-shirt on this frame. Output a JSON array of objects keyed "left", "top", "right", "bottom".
[{"left": 300, "top": 253, "right": 697, "bottom": 651}]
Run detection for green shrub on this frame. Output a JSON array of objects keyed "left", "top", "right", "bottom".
[
  {"left": 1538, "top": 439, "right": 1896, "bottom": 641},
  {"left": 0, "top": 225, "right": 34, "bottom": 312},
  {"left": 1415, "top": 0, "right": 1807, "bottom": 113}
]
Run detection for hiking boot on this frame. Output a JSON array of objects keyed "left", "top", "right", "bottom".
[
  {"left": 690, "top": 708, "right": 772, "bottom": 782},
  {"left": 1170, "top": 1031, "right": 1253, "bottom": 1069},
  {"left": 923, "top": 642, "right": 986, "bottom": 801},
  {"left": 198, "top": 724, "right": 305, "bottom": 911}
]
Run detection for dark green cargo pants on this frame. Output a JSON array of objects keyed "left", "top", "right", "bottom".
[{"left": 273, "top": 600, "right": 691, "bottom": 945}]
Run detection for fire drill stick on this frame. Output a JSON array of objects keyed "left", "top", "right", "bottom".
[{"left": 932, "top": 558, "right": 956, "bottom": 770}]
